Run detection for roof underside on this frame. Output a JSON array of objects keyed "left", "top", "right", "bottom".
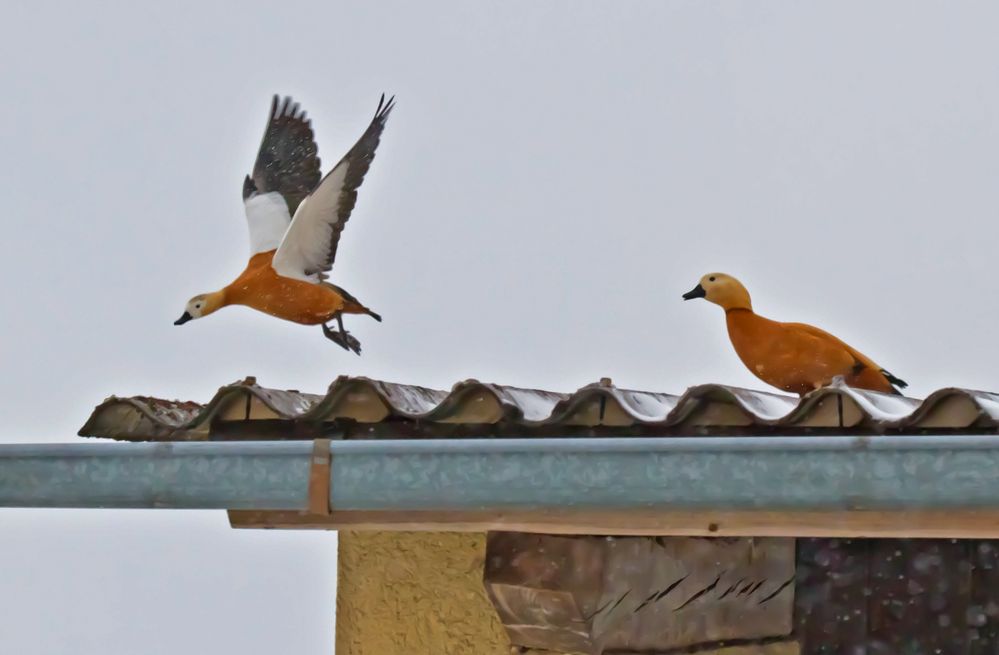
[{"left": 78, "top": 376, "right": 999, "bottom": 442}]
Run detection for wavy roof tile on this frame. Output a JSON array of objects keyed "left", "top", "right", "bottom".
[{"left": 77, "top": 376, "right": 999, "bottom": 442}]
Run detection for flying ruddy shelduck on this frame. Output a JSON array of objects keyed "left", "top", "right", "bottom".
[
  {"left": 174, "top": 94, "right": 394, "bottom": 354},
  {"left": 682, "top": 273, "right": 908, "bottom": 396}
]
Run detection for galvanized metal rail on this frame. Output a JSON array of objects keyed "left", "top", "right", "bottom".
[{"left": 3, "top": 436, "right": 999, "bottom": 512}]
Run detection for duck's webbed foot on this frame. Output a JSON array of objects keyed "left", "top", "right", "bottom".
[{"left": 322, "top": 316, "right": 362, "bottom": 355}]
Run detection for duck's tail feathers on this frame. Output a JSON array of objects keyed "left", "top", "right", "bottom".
[
  {"left": 881, "top": 369, "right": 908, "bottom": 394},
  {"left": 322, "top": 282, "right": 382, "bottom": 321}
]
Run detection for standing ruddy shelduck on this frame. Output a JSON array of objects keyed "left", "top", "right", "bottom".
[
  {"left": 682, "top": 273, "right": 908, "bottom": 396},
  {"left": 174, "top": 94, "right": 394, "bottom": 354}
]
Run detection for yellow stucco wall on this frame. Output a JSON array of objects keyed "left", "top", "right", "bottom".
[{"left": 335, "top": 531, "right": 511, "bottom": 655}]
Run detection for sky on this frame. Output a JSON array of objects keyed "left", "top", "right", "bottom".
[{"left": 1, "top": 0, "right": 999, "bottom": 652}]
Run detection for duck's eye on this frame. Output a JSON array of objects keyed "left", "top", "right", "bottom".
[
  {"left": 195, "top": 303, "right": 202, "bottom": 309},
  {"left": 709, "top": 276, "right": 716, "bottom": 282}
]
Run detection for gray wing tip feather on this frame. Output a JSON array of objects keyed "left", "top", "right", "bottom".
[
  {"left": 271, "top": 94, "right": 307, "bottom": 122},
  {"left": 374, "top": 93, "right": 396, "bottom": 123}
]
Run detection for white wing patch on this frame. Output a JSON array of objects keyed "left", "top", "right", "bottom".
[
  {"left": 271, "top": 162, "right": 350, "bottom": 281},
  {"left": 243, "top": 192, "right": 292, "bottom": 254}
]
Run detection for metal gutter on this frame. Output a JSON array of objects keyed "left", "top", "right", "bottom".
[
  {"left": 4, "top": 436, "right": 999, "bottom": 511},
  {"left": 0, "top": 442, "right": 311, "bottom": 509}
]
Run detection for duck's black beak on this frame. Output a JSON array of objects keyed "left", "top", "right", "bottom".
[
  {"left": 682, "top": 284, "right": 706, "bottom": 301},
  {"left": 174, "top": 311, "right": 193, "bottom": 326}
]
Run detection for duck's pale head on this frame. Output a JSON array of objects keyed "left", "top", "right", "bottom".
[
  {"left": 175, "top": 292, "right": 224, "bottom": 325},
  {"left": 682, "top": 273, "right": 752, "bottom": 311}
]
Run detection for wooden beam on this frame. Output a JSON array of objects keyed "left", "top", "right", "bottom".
[
  {"left": 227, "top": 508, "right": 999, "bottom": 538},
  {"left": 483, "top": 533, "right": 795, "bottom": 652},
  {"left": 306, "top": 439, "right": 331, "bottom": 516}
]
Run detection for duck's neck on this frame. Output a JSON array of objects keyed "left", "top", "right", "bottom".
[
  {"left": 725, "top": 307, "right": 770, "bottom": 363},
  {"left": 204, "top": 289, "right": 229, "bottom": 314},
  {"left": 725, "top": 307, "right": 757, "bottom": 337},
  {"left": 718, "top": 286, "right": 753, "bottom": 312}
]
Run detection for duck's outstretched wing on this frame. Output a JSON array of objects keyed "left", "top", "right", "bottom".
[
  {"left": 242, "top": 95, "right": 322, "bottom": 254},
  {"left": 272, "top": 94, "right": 394, "bottom": 281}
]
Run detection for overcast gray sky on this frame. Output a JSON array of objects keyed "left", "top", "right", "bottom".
[{"left": 2, "top": 1, "right": 999, "bottom": 652}]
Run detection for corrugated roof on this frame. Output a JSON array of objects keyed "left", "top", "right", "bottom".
[{"left": 77, "top": 376, "right": 999, "bottom": 442}]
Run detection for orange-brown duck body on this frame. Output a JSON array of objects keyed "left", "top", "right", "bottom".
[
  {"left": 219, "top": 251, "right": 371, "bottom": 325},
  {"left": 683, "top": 273, "right": 906, "bottom": 396}
]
